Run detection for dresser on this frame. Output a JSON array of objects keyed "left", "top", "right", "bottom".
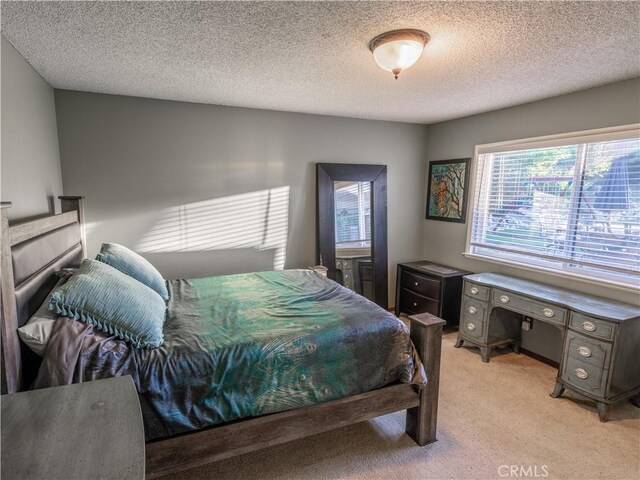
[
  {"left": 456, "top": 273, "right": 640, "bottom": 422},
  {"left": 395, "top": 261, "right": 471, "bottom": 327},
  {"left": 1, "top": 376, "right": 145, "bottom": 479}
]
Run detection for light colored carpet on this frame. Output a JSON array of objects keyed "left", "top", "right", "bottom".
[{"left": 162, "top": 332, "right": 640, "bottom": 480}]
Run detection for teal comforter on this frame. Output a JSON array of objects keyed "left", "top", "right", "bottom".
[{"left": 35, "top": 270, "right": 426, "bottom": 440}]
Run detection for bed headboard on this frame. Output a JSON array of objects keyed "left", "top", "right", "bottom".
[{"left": 1, "top": 196, "right": 86, "bottom": 394}]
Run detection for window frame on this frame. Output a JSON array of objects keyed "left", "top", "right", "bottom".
[{"left": 464, "top": 123, "right": 640, "bottom": 293}]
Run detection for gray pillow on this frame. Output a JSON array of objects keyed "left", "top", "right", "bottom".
[
  {"left": 18, "top": 278, "right": 66, "bottom": 356},
  {"left": 96, "top": 243, "right": 169, "bottom": 301},
  {"left": 49, "top": 259, "right": 166, "bottom": 348}
]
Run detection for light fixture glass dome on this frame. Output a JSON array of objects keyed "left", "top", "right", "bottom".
[{"left": 369, "top": 29, "right": 430, "bottom": 79}]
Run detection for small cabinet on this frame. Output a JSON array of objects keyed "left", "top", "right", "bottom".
[
  {"left": 395, "top": 261, "right": 470, "bottom": 328},
  {"left": 1, "top": 376, "right": 145, "bottom": 479},
  {"left": 359, "top": 261, "right": 373, "bottom": 301}
]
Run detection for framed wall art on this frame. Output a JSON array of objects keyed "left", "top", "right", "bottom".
[{"left": 425, "top": 158, "right": 470, "bottom": 223}]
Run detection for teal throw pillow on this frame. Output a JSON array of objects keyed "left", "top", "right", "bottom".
[
  {"left": 96, "top": 243, "right": 169, "bottom": 301},
  {"left": 49, "top": 259, "right": 166, "bottom": 348}
]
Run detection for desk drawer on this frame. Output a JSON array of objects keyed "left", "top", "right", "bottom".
[
  {"left": 562, "top": 356, "right": 609, "bottom": 397},
  {"left": 569, "top": 313, "right": 616, "bottom": 341},
  {"left": 462, "top": 296, "right": 487, "bottom": 320},
  {"left": 491, "top": 289, "right": 567, "bottom": 326},
  {"left": 460, "top": 314, "right": 486, "bottom": 340},
  {"left": 400, "top": 288, "right": 439, "bottom": 315},
  {"left": 565, "top": 330, "right": 612, "bottom": 370},
  {"left": 460, "top": 297, "right": 487, "bottom": 340},
  {"left": 336, "top": 258, "right": 353, "bottom": 272},
  {"left": 463, "top": 281, "right": 489, "bottom": 301},
  {"left": 400, "top": 270, "right": 440, "bottom": 299}
]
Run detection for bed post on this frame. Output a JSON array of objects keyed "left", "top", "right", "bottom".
[
  {"left": 1, "top": 202, "right": 22, "bottom": 394},
  {"left": 405, "top": 312, "right": 445, "bottom": 445},
  {"left": 59, "top": 196, "right": 86, "bottom": 258}
]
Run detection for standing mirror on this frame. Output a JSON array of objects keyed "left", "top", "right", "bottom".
[{"left": 316, "top": 163, "right": 388, "bottom": 308}]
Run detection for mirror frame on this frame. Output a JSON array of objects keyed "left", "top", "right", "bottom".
[{"left": 316, "top": 163, "right": 388, "bottom": 308}]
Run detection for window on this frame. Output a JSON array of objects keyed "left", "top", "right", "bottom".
[
  {"left": 335, "top": 181, "right": 371, "bottom": 248},
  {"left": 466, "top": 125, "right": 640, "bottom": 289}
]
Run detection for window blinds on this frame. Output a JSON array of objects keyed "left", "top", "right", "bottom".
[
  {"left": 335, "top": 181, "right": 371, "bottom": 247},
  {"left": 468, "top": 131, "right": 640, "bottom": 287}
]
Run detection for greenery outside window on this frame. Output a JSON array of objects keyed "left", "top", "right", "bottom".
[{"left": 465, "top": 125, "right": 640, "bottom": 290}]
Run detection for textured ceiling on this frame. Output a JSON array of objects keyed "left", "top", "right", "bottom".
[{"left": 2, "top": 1, "right": 639, "bottom": 124}]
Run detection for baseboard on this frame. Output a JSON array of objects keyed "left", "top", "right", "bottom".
[{"left": 520, "top": 348, "right": 559, "bottom": 369}]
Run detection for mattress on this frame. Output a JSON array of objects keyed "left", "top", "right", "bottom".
[{"left": 34, "top": 269, "right": 425, "bottom": 440}]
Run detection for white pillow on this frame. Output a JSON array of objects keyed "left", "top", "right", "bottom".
[{"left": 18, "top": 279, "right": 64, "bottom": 356}]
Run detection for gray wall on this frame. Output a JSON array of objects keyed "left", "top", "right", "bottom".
[
  {"left": 55, "top": 90, "right": 427, "bottom": 307},
  {"left": 423, "top": 78, "right": 640, "bottom": 360},
  {"left": 1, "top": 36, "right": 63, "bottom": 220}
]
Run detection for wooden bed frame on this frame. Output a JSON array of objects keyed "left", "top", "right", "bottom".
[{"left": 0, "top": 197, "right": 445, "bottom": 478}]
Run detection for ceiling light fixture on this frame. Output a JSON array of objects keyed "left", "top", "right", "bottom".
[{"left": 368, "top": 29, "right": 430, "bottom": 80}]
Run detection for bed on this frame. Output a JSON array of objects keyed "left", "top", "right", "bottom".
[{"left": 0, "top": 197, "right": 445, "bottom": 478}]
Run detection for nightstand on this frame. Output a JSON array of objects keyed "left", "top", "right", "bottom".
[
  {"left": 1, "top": 376, "right": 145, "bottom": 479},
  {"left": 395, "top": 261, "right": 471, "bottom": 328}
]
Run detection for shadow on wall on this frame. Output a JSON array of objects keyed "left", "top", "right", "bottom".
[{"left": 136, "top": 186, "right": 290, "bottom": 271}]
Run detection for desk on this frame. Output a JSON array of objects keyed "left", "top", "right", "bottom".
[
  {"left": 455, "top": 273, "right": 640, "bottom": 422},
  {"left": 1, "top": 376, "right": 145, "bottom": 479}
]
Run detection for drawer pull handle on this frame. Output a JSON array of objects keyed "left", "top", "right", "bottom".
[
  {"left": 413, "top": 302, "right": 418, "bottom": 307},
  {"left": 542, "top": 308, "right": 555, "bottom": 318},
  {"left": 581, "top": 321, "right": 596, "bottom": 332},
  {"left": 414, "top": 282, "right": 419, "bottom": 287},
  {"left": 577, "top": 346, "right": 592, "bottom": 358},
  {"left": 466, "top": 322, "right": 476, "bottom": 331},
  {"left": 574, "top": 368, "right": 589, "bottom": 379},
  {"left": 499, "top": 295, "right": 510, "bottom": 304},
  {"left": 470, "top": 287, "right": 479, "bottom": 295},
  {"left": 467, "top": 306, "right": 477, "bottom": 315}
]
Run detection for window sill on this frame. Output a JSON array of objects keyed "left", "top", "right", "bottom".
[
  {"left": 336, "top": 247, "right": 371, "bottom": 257},
  {"left": 462, "top": 252, "right": 640, "bottom": 295}
]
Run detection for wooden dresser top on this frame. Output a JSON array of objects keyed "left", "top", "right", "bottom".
[{"left": 399, "top": 261, "right": 471, "bottom": 278}]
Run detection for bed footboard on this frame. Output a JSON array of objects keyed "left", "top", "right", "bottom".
[
  {"left": 405, "top": 312, "right": 446, "bottom": 445},
  {"left": 146, "top": 383, "right": 421, "bottom": 478},
  {"left": 146, "top": 312, "right": 445, "bottom": 476}
]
